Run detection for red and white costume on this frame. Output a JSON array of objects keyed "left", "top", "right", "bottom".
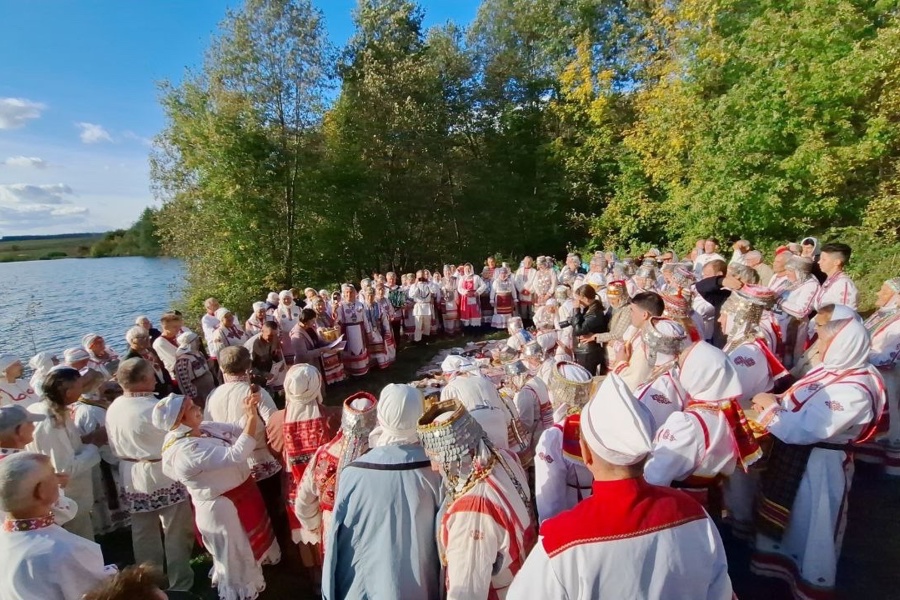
[
  {"left": 0, "top": 379, "right": 40, "bottom": 410},
  {"left": 513, "top": 264, "right": 537, "bottom": 320},
  {"left": 751, "top": 318, "right": 885, "bottom": 600},
  {"left": 335, "top": 299, "right": 371, "bottom": 377},
  {"left": 457, "top": 272, "right": 487, "bottom": 327},
  {"left": 814, "top": 271, "right": 858, "bottom": 311}
]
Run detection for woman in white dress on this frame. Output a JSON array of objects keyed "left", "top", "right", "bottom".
[{"left": 157, "top": 393, "right": 281, "bottom": 600}]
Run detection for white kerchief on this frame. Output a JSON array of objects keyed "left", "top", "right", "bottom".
[
  {"left": 678, "top": 341, "right": 743, "bottom": 402},
  {"left": 284, "top": 363, "right": 323, "bottom": 423},
  {"left": 152, "top": 394, "right": 186, "bottom": 431},
  {"left": 440, "top": 355, "right": 477, "bottom": 374},
  {"left": 370, "top": 384, "right": 424, "bottom": 447},
  {"left": 581, "top": 374, "right": 653, "bottom": 465}
]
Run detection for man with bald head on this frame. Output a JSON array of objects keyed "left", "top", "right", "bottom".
[{"left": 0, "top": 452, "right": 115, "bottom": 600}]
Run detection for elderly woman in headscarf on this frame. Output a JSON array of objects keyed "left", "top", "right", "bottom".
[
  {"left": 123, "top": 326, "right": 173, "bottom": 398},
  {"left": 750, "top": 317, "right": 885, "bottom": 600},
  {"left": 0, "top": 354, "right": 41, "bottom": 409},
  {"left": 135, "top": 315, "right": 162, "bottom": 341},
  {"left": 777, "top": 255, "right": 821, "bottom": 368},
  {"left": 323, "top": 384, "right": 442, "bottom": 600},
  {"left": 82, "top": 334, "right": 119, "bottom": 378},
  {"left": 27, "top": 351, "right": 58, "bottom": 398},
  {"left": 26, "top": 367, "right": 102, "bottom": 540},
  {"left": 209, "top": 307, "right": 247, "bottom": 360},
  {"left": 173, "top": 331, "right": 216, "bottom": 408},
  {"left": 157, "top": 393, "right": 280, "bottom": 600},
  {"left": 863, "top": 280, "right": 900, "bottom": 472},
  {"left": 244, "top": 302, "right": 269, "bottom": 337}
]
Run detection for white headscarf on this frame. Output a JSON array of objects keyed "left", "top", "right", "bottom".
[
  {"left": 829, "top": 304, "right": 862, "bottom": 324},
  {"left": 63, "top": 347, "right": 90, "bottom": 365},
  {"left": 678, "top": 341, "right": 743, "bottom": 402},
  {"left": 0, "top": 354, "right": 19, "bottom": 375},
  {"left": 821, "top": 318, "right": 872, "bottom": 371},
  {"left": 176, "top": 331, "right": 199, "bottom": 357},
  {"left": 28, "top": 352, "right": 57, "bottom": 393},
  {"left": 214, "top": 307, "right": 232, "bottom": 322},
  {"left": 581, "top": 374, "right": 653, "bottom": 465},
  {"left": 370, "top": 384, "right": 424, "bottom": 447},
  {"left": 151, "top": 394, "right": 187, "bottom": 432},
  {"left": 440, "top": 355, "right": 478, "bottom": 375},
  {"left": 82, "top": 333, "right": 101, "bottom": 352},
  {"left": 284, "top": 364, "right": 323, "bottom": 423}
]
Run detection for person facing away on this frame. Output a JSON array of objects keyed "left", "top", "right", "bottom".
[{"left": 508, "top": 375, "right": 734, "bottom": 600}]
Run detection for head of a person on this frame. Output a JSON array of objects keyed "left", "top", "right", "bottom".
[
  {"left": 719, "top": 285, "right": 775, "bottom": 338},
  {"left": 607, "top": 281, "right": 627, "bottom": 308},
  {"left": 219, "top": 346, "right": 251, "bottom": 376},
  {"left": 135, "top": 316, "right": 152, "bottom": 331},
  {"left": 704, "top": 238, "right": 719, "bottom": 254},
  {"left": 304, "top": 288, "right": 317, "bottom": 302},
  {"left": 63, "top": 347, "right": 90, "bottom": 371},
  {"left": 574, "top": 284, "right": 597, "bottom": 307},
  {"left": 417, "top": 400, "right": 492, "bottom": 478},
  {"left": 642, "top": 317, "right": 688, "bottom": 367},
  {"left": 215, "top": 308, "right": 235, "bottom": 328},
  {"left": 701, "top": 259, "right": 728, "bottom": 279},
  {"left": 361, "top": 287, "right": 375, "bottom": 305},
  {"left": 267, "top": 291, "right": 280, "bottom": 305},
  {"left": 785, "top": 255, "right": 814, "bottom": 282},
  {"left": 284, "top": 363, "right": 322, "bottom": 408},
  {"left": 464, "top": 263, "right": 474, "bottom": 276},
  {"left": 676, "top": 341, "right": 742, "bottom": 402},
  {"left": 159, "top": 312, "right": 183, "bottom": 335},
  {"left": 695, "top": 239, "right": 706, "bottom": 250},
  {"left": 386, "top": 271, "right": 397, "bottom": 286},
  {"left": 743, "top": 250, "right": 763, "bottom": 268},
  {"left": 772, "top": 246, "right": 793, "bottom": 274},
  {"left": 800, "top": 237, "right": 817, "bottom": 258},
  {"left": 261, "top": 320, "right": 279, "bottom": 342},
  {"left": 374, "top": 283, "right": 386, "bottom": 301},
  {"left": 253, "top": 302, "right": 267, "bottom": 320},
  {"left": 152, "top": 394, "right": 200, "bottom": 433},
  {"left": 0, "top": 452, "right": 60, "bottom": 518},
  {"left": 371, "top": 384, "right": 424, "bottom": 447},
  {"left": 117, "top": 357, "right": 157, "bottom": 393},
  {"left": 0, "top": 355, "right": 23, "bottom": 381},
  {"left": 43, "top": 367, "right": 83, "bottom": 410},
  {"left": 819, "top": 243, "right": 851, "bottom": 276},
  {"left": 312, "top": 298, "right": 327, "bottom": 314},
  {"left": 82, "top": 563, "right": 168, "bottom": 600},
  {"left": 522, "top": 256, "right": 533, "bottom": 269},
  {"left": 280, "top": 290, "right": 294, "bottom": 306},
  {"left": 204, "top": 297, "right": 220, "bottom": 315},
  {"left": 818, "top": 317, "right": 871, "bottom": 371},
  {"left": 579, "top": 375, "right": 653, "bottom": 479},
  {"left": 486, "top": 256, "right": 496, "bottom": 268},
  {"left": 125, "top": 326, "right": 150, "bottom": 351},
  {"left": 0, "top": 405, "right": 43, "bottom": 449},
  {"left": 876, "top": 278, "right": 900, "bottom": 309},
  {"left": 176, "top": 331, "right": 200, "bottom": 354},
  {"left": 300, "top": 308, "right": 317, "bottom": 329},
  {"left": 341, "top": 284, "right": 357, "bottom": 303},
  {"left": 554, "top": 284, "right": 571, "bottom": 303},
  {"left": 630, "top": 292, "right": 665, "bottom": 328},
  {"left": 728, "top": 263, "right": 760, "bottom": 285}
]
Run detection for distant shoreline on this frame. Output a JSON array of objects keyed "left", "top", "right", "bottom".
[{"left": 0, "top": 232, "right": 163, "bottom": 263}]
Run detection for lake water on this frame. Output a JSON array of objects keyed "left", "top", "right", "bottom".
[{"left": 0, "top": 257, "right": 185, "bottom": 360}]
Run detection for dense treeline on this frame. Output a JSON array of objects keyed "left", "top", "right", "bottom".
[
  {"left": 151, "top": 0, "right": 900, "bottom": 313},
  {"left": 90, "top": 208, "right": 163, "bottom": 258}
]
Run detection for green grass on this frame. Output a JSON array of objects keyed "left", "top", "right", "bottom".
[{"left": 0, "top": 234, "right": 103, "bottom": 262}]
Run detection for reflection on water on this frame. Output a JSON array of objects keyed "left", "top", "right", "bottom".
[{"left": 0, "top": 257, "right": 184, "bottom": 360}]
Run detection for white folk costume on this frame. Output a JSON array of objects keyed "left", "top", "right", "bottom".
[
  {"left": 509, "top": 375, "right": 734, "bottom": 600},
  {"left": 863, "top": 291, "right": 900, "bottom": 473},
  {"left": 204, "top": 376, "right": 281, "bottom": 483},
  {"left": 458, "top": 270, "right": 487, "bottom": 328},
  {"left": 613, "top": 324, "right": 653, "bottom": 392},
  {"left": 201, "top": 311, "right": 221, "bottom": 348},
  {"left": 276, "top": 292, "right": 302, "bottom": 360},
  {"left": 481, "top": 264, "right": 497, "bottom": 326},
  {"left": 27, "top": 351, "right": 57, "bottom": 398},
  {"left": 26, "top": 402, "right": 101, "bottom": 541},
  {"left": 751, "top": 318, "right": 885, "bottom": 600},
  {"left": 510, "top": 364, "right": 553, "bottom": 468},
  {"left": 244, "top": 302, "right": 268, "bottom": 336},
  {"left": 814, "top": 270, "right": 858, "bottom": 311},
  {"left": 335, "top": 297, "right": 371, "bottom": 377},
  {"left": 362, "top": 299, "right": 393, "bottom": 369},
  {"left": 531, "top": 261, "right": 557, "bottom": 307},
  {"left": 374, "top": 295, "right": 398, "bottom": 363},
  {"left": 0, "top": 514, "right": 117, "bottom": 600},
  {"left": 644, "top": 342, "right": 762, "bottom": 513},
  {"left": 441, "top": 277, "right": 461, "bottom": 335},
  {"left": 534, "top": 362, "right": 594, "bottom": 522},
  {"left": 417, "top": 400, "right": 535, "bottom": 600},
  {"left": 0, "top": 378, "right": 40, "bottom": 410},
  {"left": 159, "top": 405, "right": 280, "bottom": 600},
  {"left": 152, "top": 333, "right": 180, "bottom": 379},
  {"left": 0, "top": 446, "right": 78, "bottom": 527},
  {"left": 634, "top": 318, "right": 688, "bottom": 434},
  {"left": 209, "top": 309, "right": 248, "bottom": 360},
  {"left": 408, "top": 279, "right": 435, "bottom": 341},
  {"left": 491, "top": 268, "right": 519, "bottom": 329},
  {"left": 106, "top": 391, "right": 195, "bottom": 591},
  {"left": 82, "top": 334, "right": 119, "bottom": 378},
  {"left": 294, "top": 393, "right": 377, "bottom": 556},
  {"left": 777, "top": 256, "right": 821, "bottom": 368},
  {"left": 173, "top": 332, "right": 217, "bottom": 407},
  {"left": 514, "top": 263, "right": 537, "bottom": 321}
]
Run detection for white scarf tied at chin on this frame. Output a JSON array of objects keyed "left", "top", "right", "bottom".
[{"left": 370, "top": 383, "right": 425, "bottom": 447}]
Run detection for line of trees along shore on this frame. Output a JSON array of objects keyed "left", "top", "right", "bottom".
[{"left": 151, "top": 0, "right": 900, "bottom": 313}]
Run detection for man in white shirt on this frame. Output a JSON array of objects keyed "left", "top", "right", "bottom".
[
  {"left": 106, "top": 358, "right": 194, "bottom": 591},
  {"left": 0, "top": 452, "right": 116, "bottom": 600},
  {"left": 814, "top": 243, "right": 858, "bottom": 310},
  {"left": 408, "top": 271, "right": 434, "bottom": 343},
  {"left": 200, "top": 297, "right": 221, "bottom": 349}
]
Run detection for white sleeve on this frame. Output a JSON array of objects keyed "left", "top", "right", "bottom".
[
  {"left": 444, "top": 507, "right": 501, "bottom": 600},
  {"left": 781, "top": 282, "right": 818, "bottom": 318},
  {"left": 52, "top": 490, "right": 79, "bottom": 526},
  {"left": 643, "top": 412, "right": 703, "bottom": 486},
  {"left": 534, "top": 428, "right": 568, "bottom": 522},
  {"left": 513, "top": 388, "right": 538, "bottom": 438},
  {"left": 704, "top": 519, "right": 735, "bottom": 600},
  {"left": 761, "top": 385, "right": 874, "bottom": 445},
  {"left": 257, "top": 389, "right": 278, "bottom": 423},
  {"left": 507, "top": 541, "right": 567, "bottom": 599},
  {"left": 57, "top": 542, "right": 115, "bottom": 600},
  {"left": 870, "top": 322, "right": 900, "bottom": 368},
  {"left": 71, "top": 444, "right": 101, "bottom": 478}
]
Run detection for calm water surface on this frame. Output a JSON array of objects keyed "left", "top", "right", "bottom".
[{"left": 0, "top": 257, "right": 184, "bottom": 359}]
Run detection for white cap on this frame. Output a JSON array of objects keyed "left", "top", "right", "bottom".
[
  {"left": 152, "top": 394, "right": 187, "bottom": 431},
  {"left": 440, "top": 355, "right": 478, "bottom": 374},
  {"left": 371, "top": 384, "right": 424, "bottom": 446},
  {"left": 581, "top": 374, "right": 653, "bottom": 466},
  {"left": 0, "top": 354, "right": 20, "bottom": 374}
]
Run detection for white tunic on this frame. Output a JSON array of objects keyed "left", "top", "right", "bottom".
[
  {"left": 727, "top": 339, "right": 777, "bottom": 405},
  {"left": 814, "top": 271, "right": 858, "bottom": 311},
  {"left": 204, "top": 382, "right": 281, "bottom": 482},
  {"left": 534, "top": 412, "right": 593, "bottom": 523},
  {"left": 161, "top": 423, "right": 280, "bottom": 600},
  {"left": 201, "top": 313, "right": 221, "bottom": 347},
  {"left": 106, "top": 393, "right": 189, "bottom": 513},
  {"left": 866, "top": 308, "right": 900, "bottom": 444},
  {"left": 634, "top": 367, "right": 685, "bottom": 435},
  {"left": 0, "top": 379, "right": 40, "bottom": 410},
  {"left": 0, "top": 520, "right": 115, "bottom": 600}
]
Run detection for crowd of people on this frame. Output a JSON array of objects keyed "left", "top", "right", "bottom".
[{"left": 1, "top": 234, "right": 899, "bottom": 600}]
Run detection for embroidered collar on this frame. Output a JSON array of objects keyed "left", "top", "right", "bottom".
[
  {"left": 3, "top": 513, "right": 55, "bottom": 532},
  {"left": 123, "top": 391, "right": 157, "bottom": 398},
  {"left": 223, "top": 373, "right": 249, "bottom": 384}
]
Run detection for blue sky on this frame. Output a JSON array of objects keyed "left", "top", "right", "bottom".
[{"left": 0, "top": 0, "right": 481, "bottom": 236}]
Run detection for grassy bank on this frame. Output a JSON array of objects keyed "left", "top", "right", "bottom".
[{"left": 0, "top": 234, "right": 103, "bottom": 262}]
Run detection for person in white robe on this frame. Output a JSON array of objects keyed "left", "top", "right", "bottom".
[
  {"left": 508, "top": 350, "right": 553, "bottom": 468},
  {"left": 244, "top": 302, "right": 269, "bottom": 337},
  {"left": 0, "top": 406, "right": 78, "bottom": 526},
  {"left": 750, "top": 317, "right": 885, "bottom": 600},
  {"left": 508, "top": 375, "right": 734, "bottom": 600},
  {"left": 862, "top": 278, "right": 900, "bottom": 473},
  {"left": 276, "top": 290, "right": 302, "bottom": 362},
  {"left": 0, "top": 355, "right": 41, "bottom": 409},
  {"left": 26, "top": 367, "right": 101, "bottom": 541},
  {"left": 106, "top": 358, "right": 195, "bottom": 591},
  {"left": 27, "top": 351, "right": 58, "bottom": 399},
  {"left": 514, "top": 256, "right": 537, "bottom": 322},
  {"left": 534, "top": 361, "right": 594, "bottom": 522},
  {"left": 209, "top": 308, "right": 248, "bottom": 361},
  {"left": 0, "top": 452, "right": 117, "bottom": 600},
  {"left": 152, "top": 312, "right": 186, "bottom": 379},
  {"left": 334, "top": 284, "right": 372, "bottom": 377},
  {"left": 417, "top": 400, "right": 534, "bottom": 600},
  {"left": 776, "top": 255, "right": 821, "bottom": 368},
  {"left": 323, "top": 384, "right": 443, "bottom": 600},
  {"left": 644, "top": 341, "right": 762, "bottom": 515},
  {"left": 491, "top": 266, "right": 519, "bottom": 329},
  {"left": 813, "top": 243, "right": 858, "bottom": 310},
  {"left": 201, "top": 297, "right": 222, "bottom": 349},
  {"left": 633, "top": 318, "right": 689, "bottom": 433},
  {"left": 611, "top": 292, "right": 665, "bottom": 391},
  {"left": 157, "top": 394, "right": 280, "bottom": 600},
  {"left": 82, "top": 334, "right": 119, "bottom": 378},
  {"left": 63, "top": 347, "right": 91, "bottom": 372},
  {"left": 407, "top": 271, "right": 434, "bottom": 342}
]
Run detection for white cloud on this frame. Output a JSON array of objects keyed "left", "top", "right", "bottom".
[
  {"left": 0, "top": 98, "right": 46, "bottom": 129},
  {"left": 2, "top": 156, "right": 48, "bottom": 169},
  {"left": 75, "top": 122, "right": 112, "bottom": 144},
  {"left": 0, "top": 183, "right": 75, "bottom": 205},
  {"left": 0, "top": 203, "right": 90, "bottom": 229},
  {"left": 122, "top": 130, "right": 152, "bottom": 147}
]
